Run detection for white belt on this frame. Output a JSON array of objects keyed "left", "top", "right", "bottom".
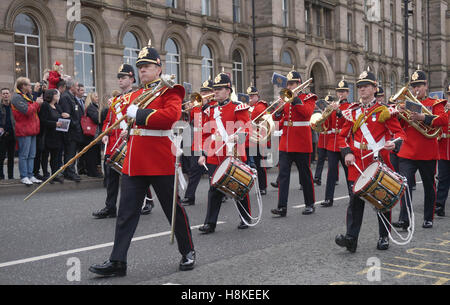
[
  {"left": 354, "top": 138, "right": 385, "bottom": 151},
  {"left": 326, "top": 128, "right": 341, "bottom": 134},
  {"left": 283, "top": 121, "right": 310, "bottom": 127},
  {"left": 130, "top": 129, "right": 172, "bottom": 137}
]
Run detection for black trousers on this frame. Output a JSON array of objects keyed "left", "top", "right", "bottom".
[
  {"left": 184, "top": 155, "right": 205, "bottom": 201},
  {"left": 325, "top": 150, "right": 350, "bottom": 201},
  {"left": 436, "top": 160, "right": 450, "bottom": 209},
  {"left": 314, "top": 148, "right": 327, "bottom": 181},
  {"left": 398, "top": 158, "right": 437, "bottom": 222},
  {"left": 278, "top": 151, "right": 315, "bottom": 208},
  {"left": 253, "top": 149, "right": 267, "bottom": 191},
  {"left": 0, "top": 132, "right": 15, "bottom": 179},
  {"left": 41, "top": 147, "right": 60, "bottom": 176},
  {"left": 63, "top": 138, "right": 78, "bottom": 177},
  {"left": 109, "top": 174, "right": 194, "bottom": 263},
  {"left": 204, "top": 163, "right": 251, "bottom": 226},
  {"left": 346, "top": 182, "right": 391, "bottom": 239},
  {"left": 390, "top": 152, "right": 400, "bottom": 172}
]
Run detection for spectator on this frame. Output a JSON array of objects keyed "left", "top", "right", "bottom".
[
  {"left": 0, "top": 88, "right": 15, "bottom": 180},
  {"left": 59, "top": 78, "right": 83, "bottom": 182},
  {"left": 55, "top": 78, "right": 67, "bottom": 169},
  {"left": 56, "top": 79, "right": 66, "bottom": 95},
  {"left": 32, "top": 82, "right": 42, "bottom": 101},
  {"left": 84, "top": 92, "right": 103, "bottom": 178},
  {"left": 11, "top": 77, "right": 43, "bottom": 185},
  {"left": 75, "top": 83, "right": 88, "bottom": 175},
  {"left": 39, "top": 89, "right": 64, "bottom": 183},
  {"left": 33, "top": 81, "right": 46, "bottom": 180}
]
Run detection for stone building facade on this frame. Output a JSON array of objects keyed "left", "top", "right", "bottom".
[{"left": 0, "top": 0, "right": 448, "bottom": 102}]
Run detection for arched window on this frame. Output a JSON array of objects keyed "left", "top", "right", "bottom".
[
  {"left": 281, "top": 50, "right": 293, "bottom": 66},
  {"left": 201, "top": 44, "right": 214, "bottom": 82},
  {"left": 390, "top": 73, "right": 397, "bottom": 97},
  {"left": 232, "top": 50, "right": 244, "bottom": 93},
  {"left": 123, "top": 32, "right": 140, "bottom": 83},
  {"left": 165, "top": 38, "right": 180, "bottom": 83},
  {"left": 378, "top": 71, "right": 385, "bottom": 90},
  {"left": 14, "top": 13, "right": 40, "bottom": 83},
  {"left": 74, "top": 23, "right": 95, "bottom": 93}
]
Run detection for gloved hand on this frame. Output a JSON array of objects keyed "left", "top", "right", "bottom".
[{"left": 126, "top": 104, "right": 138, "bottom": 119}]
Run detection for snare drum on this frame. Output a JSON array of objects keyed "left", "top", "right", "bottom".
[
  {"left": 211, "top": 157, "right": 255, "bottom": 200},
  {"left": 106, "top": 141, "right": 127, "bottom": 175},
  {"left": 353, "top": 161, "right": 406, "bottom": 213}
]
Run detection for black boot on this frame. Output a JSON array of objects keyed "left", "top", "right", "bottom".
[
  {"left": 321, "top": 199, "right": 333, "bottom": 207},
  {"left": 199, "top": 224, "right": 215, "bottom": 234},
  {"left": 335, "top": 234, "right": 357, "bottom": 253},
  {"left": 92, "top": 207, "right": 116, "bottom": 219},
  {"left": 179, "top": 251, "right": 195, "bottom": 271},
  {"left": 181, "top": 198, "right": 195, "bottom": 206},
  {"left": 271, "top": 207, "right": 287, "bottom": 217},
  {"left": 377, "top": 236, "right": 389, "bottom": 250},
  {"left": 89, "top": 260, "right": 127, "bottom": 277}
]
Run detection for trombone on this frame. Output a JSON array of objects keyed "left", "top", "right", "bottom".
[
  {"left": 182, "top": 92, "right": 214, "bottom": 112},
  {"left": 389, "top": 84, "right": 442, "bottom": 139}
]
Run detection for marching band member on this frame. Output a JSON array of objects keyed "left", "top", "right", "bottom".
[
  {"left": 92, "top": 64, "right": 154, "bottom": 219},
  {"left": 180, "top": 79, "right": 215, "bottom": 206},
  {"left": 313, "top": 118, "right": 327, "bottom": 186},
  {"left": 270, "top": 69, "right": 317, "bottom": 217},
  {"left": 198, "top": 72, "right": 252, "bottom": 234},
  {"left": 393, "top": 70, "right": 447, "bottom": 229},
  {"left": 247, "top": 85, "right": 268, "bottom": 195},
  {"left": 335, "top": 70, "right": 406, "bottom": 252},
  {"left": 435, "top": 84, "right": 450, "bottom": 217},
  {"left": 89, "top": 44, "right": 195, "bottom": 276},
  {"left": 321, "top": 80, "right": 352, "bottom": 208}
]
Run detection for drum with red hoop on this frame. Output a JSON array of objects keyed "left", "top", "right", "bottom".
[
  {"left": 211, "top": 157, "right": 255, "bottom": 200},
  {"left": 106, "top": 141, "right": 127, "bottom": 175}
]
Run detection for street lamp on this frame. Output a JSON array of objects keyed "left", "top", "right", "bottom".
[{"left": 403, "top": 0, "right": 414, "bottom": 83}]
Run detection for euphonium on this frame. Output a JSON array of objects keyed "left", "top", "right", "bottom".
[
  {"left": 310, "top": 102, "right": 336, "bottom": 133},
  {"left": 390, "top": 85, "right": 441, "bottom": 139}
]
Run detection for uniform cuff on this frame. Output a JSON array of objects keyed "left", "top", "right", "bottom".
[
  {"left": 393, "top": 139, "right": 403, "bottom": 154},
  {"left": 340, "top": 147, "right": 352, "bottom": 159},
  {"left": 291, "top": 97, "right": 303, "bottom": 106},
  {"left": 423, "top": 114, "right": 436, "bottom": 126},
  {"left": 136, "top": 109, "right": 157, "bottom": 126}
]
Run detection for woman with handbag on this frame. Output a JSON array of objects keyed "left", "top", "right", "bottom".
[{"left": 84, "top": 92, "right": 103, "bottom": 178}]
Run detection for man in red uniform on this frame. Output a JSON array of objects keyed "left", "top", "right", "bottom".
[
  {"left": 321, "top": 80, "right": 353, "bottom": 207},
  {"left": 247, "top": 85, "right": 268, "bottom": 195},
  {"left": 335, "top": 70, "right": 406, "bottom": 252},
  {"left": 197, "top": 72, "right": 252, "bottom": 233},
  {"left": 393, "top": 70, "right": 448, "bottom": 229},
  {"left": 270, "top": 69, "right": 317, "bottom": 217},
  {"left": 180, "top": 79, "right": 215, "bottom": 206},
  {"left": 435, "top": 85, "right": 449, "bottom": 217},
  {"left": 89, "top": 45, "right": 195, "bottom": 276}
]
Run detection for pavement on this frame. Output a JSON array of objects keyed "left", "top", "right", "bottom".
[{"left": 0, "top": 161, "right": 448, "bottom": 286}]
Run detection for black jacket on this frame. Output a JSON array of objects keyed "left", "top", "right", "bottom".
[
  {"left": 0, "top": 101, "right": 15, "bottom": 137},
  {"left": 59, "top": 90, "right": 84, "bottom": 143},
  {"left": 38, "top": 102, "right": 63, "bottom": 149}
]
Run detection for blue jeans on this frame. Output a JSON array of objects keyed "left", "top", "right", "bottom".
[{"left": 17, "top": 136, "right": 36, "bottom": 179}]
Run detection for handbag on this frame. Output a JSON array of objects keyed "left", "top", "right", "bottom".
[{"left": 81, "top": 112, "right": 97, "bottom": 137}]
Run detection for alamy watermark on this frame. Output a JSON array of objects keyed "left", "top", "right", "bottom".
[{"left": 67, "top": 0, "right": 81, "bottom": 22}]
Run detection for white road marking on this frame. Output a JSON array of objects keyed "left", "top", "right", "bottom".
[
  {"left": 292, "top": 195, "right": 350, "bottom": 209},
  {"left": 0, "top": 222, "right": 226, "bottom": 269}
]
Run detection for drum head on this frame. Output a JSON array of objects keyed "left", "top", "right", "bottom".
[
  {"left": 211, "top": 158, "right": 231, "bottom": 185},
  {"left": 353, "top": 162, "right": 380, "bottom": 193}
]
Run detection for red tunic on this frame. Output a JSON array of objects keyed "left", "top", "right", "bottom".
[
  {"left": 102, "top": 94, "right": 132, "bottom": 155},
  {"left": 438, "top": 100, "right": 449, "bottom": 160},
  {"left": 339, "top": 101, "right": 406, "bottom": 181},
  {"left": 122, "top": 84, "right": 184, "bottom": 176},
  {"left": 249, "top": 100, "right": 269, "bottom": 148},
  {"left": 325, "top": 101, "right": 352, "bottom": 152},
  {"left": 202, "top": 100, "right": 250, "bottom": 165},
  {"left": 397, "top": 98, "right": 447, "bottom": 160},
  {"left": 273, "top": 93, "right": 317, "bottom": 153}
]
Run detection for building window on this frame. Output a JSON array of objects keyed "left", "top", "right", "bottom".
[
  {"left": 233, "top": 0, "right": 240, "bottom": 23},
  {"left": 364, "top": 26, "right": 370, "bottom": 52},
  {"left": 201, "top": 44, "right": 213, "bottom": 82},
  {"left": 165, "top": 38, "right": 180, "bottom": 84},
  {"left": 13, "top": 13, "right": 40, "bottom": 83},
  {"left": 390, "top": 3, "right": 394, "bottom": 23},
  {"left": 166, "top": 0, "right": 177, "bottom": 8},
  {"left": 232, "top": 50, "right": 244, "bottom": 94},
  {"left": 347, "top": 14, "right": 353, "bottom": 43},
  {"left": 390, "top": 73, "right": 396, "bottom": 97},
  {"left": 315, "top": 7, "right": 321, "bottom": 36},
  {"left": 123, "top": 32, "right": 140, "bottom": 83},
  {"left": 202, "top": 0, "right": 211, "bottom": 16},
  {"left": 282, "top": 0, "right": 289, "bottom": 28},
  {"left": 378, "top": 30, "right": 383, "bottom": 54},
  {"left": 324, "top": 9, "right": 333, "bottom": 40},
  {"left": 347, "top": 62, "right": 356, "bottom": 103},
  {"left": 74, "top": 23, "right": 95, "bottom": 93},
  {"left": 305, "top": 4, "right": 312, "bottom": 35},
  {"left": 378, "top": 71, "right": 385, "bottom": 90},
  {"left": 282, "top": 51, "right": 293, "bottom": 66}
]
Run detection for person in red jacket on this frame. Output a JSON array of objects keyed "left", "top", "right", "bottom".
[
  {"left": 89, "top": 45, "right": 195, "bottom": 277},
  {"left": 393, "top": 70, "right": 448, "bottom": 229},
  {"left": 320, "top": 81, "right": 353, "bottom": 207},
  {"left": 48, "top": 61, "right": 64, "bottom": 90},
  {"left": 247, "top": 85, "right": 269, "bottom": 195},
  {"left": 434, "top": 84, "right": 450, "bottom": 217},
  {"left": 11, "top": 77, "right": 43, "bottom": 185},
  {"left": 197, "top": 72, "right": 252, "bottom": 234},
  {"left": 335, "top": 70, "right": 406, "bottom": 253},
  {"left": 270, "top": 69, "right": 317, "bottom": 217}
]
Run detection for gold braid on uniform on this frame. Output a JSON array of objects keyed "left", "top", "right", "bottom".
[{"left": 352, "top": 105, "right": 391, "bottom": 133}]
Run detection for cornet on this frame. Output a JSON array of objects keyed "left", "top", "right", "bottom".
[{"left": 182, "top": 92, "right": 214, "bottom": 112}]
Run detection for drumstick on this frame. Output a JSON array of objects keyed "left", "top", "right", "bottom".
[
  {"left": 352, "top": 162, "right": 366, "bottom": 178},
  {"left": 361, "top": 138, "right": 401, "bottom": 160}
]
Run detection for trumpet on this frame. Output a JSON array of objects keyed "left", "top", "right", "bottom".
[{"left": 389, "top": 84, "right": 442, "bottom": 139}]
